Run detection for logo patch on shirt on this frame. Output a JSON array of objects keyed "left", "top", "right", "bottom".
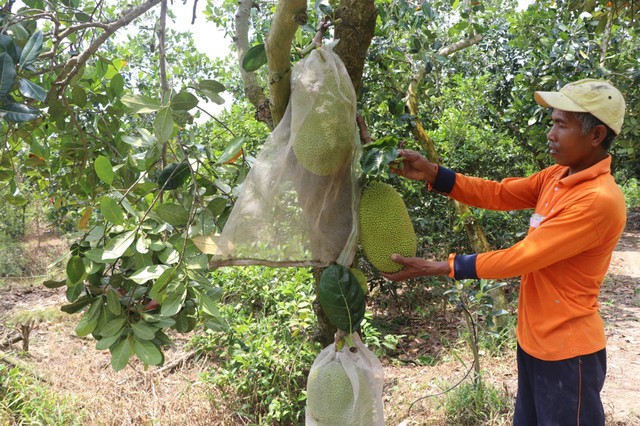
[{"left": 529, "top": 213, "right": 545, "bottom": 228}]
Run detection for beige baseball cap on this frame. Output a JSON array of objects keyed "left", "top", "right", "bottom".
[{"left": 534, "top": 78, "right": 625, "bottom": 134}]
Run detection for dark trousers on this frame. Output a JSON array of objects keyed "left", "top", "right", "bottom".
[{"left": 514, "top": 344, "right": 607, "bottom": 426}]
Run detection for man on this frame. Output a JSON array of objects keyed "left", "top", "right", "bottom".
[{"left": 383, "top": 79, "right": 626, "bottom": 425}]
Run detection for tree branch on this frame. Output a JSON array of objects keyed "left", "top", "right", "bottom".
[
  {"left": 437, "top": 32, "right": 483, "bottom": 57},
  {"left": 48, "top": 0, "right": 164, "bottom": 101},
  {"left": 158, "top": 0, "right": 169, "bottom": 100},
  {"left": 234, "top": 0, "right": 272, "bottom": 127},
  {"left": 265, "top": 0, "right": 307, "bottom": 127}
]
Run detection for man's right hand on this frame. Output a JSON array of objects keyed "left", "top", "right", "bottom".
[
  {"left": 390, "top": 149, "right": 438, "bottom": 184},
  {"left": 380, "top": 254, "right": 451, "bottom": 281}
]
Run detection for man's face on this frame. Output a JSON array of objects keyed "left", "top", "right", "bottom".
[{"left": 547, "top": 109, "right": 598, "bottom": 174}]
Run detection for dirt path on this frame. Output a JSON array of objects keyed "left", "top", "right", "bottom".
[{"left": 600, "top": 231, "right": 640, "bottom": 423}]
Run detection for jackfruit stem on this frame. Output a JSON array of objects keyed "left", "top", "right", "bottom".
[{"left": 333, "top": 330, "right": 358, "bottom": 352}]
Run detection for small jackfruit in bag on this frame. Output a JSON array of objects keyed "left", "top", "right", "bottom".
[{"left": 306, "top": 333, "right": 384, "bottom": 426}]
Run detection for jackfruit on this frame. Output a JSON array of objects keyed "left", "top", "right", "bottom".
[
  {"left": 291, "top": 50, "right": 356, "bottom": 176},
  {"left": 358, "top": 181, "right": 417, "bottom": 273},
  {"left": 306, "top": 360, "right": 374, "bottom": 425}
]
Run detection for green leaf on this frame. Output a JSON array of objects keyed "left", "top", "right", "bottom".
[
  {"left": 94, "top": 155, "right": 115, "bottom": 185},
  {"left": 121, "top": 94, "right": 162, "bottom": 113},
  {"left": 95, "top": 335, "right": 122, "bottom": 351},
  {"left": 194, "top": 288, "right": 221, "bottom": 317},
  {"left": 74, "top": 11, "right": 91, "bottom": 22},
  {"left": 198, "top": 79, "right": 225, "bottom": 93},
  {"left": 6, "top": 193, "right": 28, "bottom": 206},
  {"left": 149, "top": 267, "right": 176, "bottom": 301},
  {"left": 75, "top": 298, "right": 102, "bottom": 337},
  {"left": 100, "top": 196, "right": 125, "bottom": 226},
  {"left": 43, "top": 278, "right": 67, "bottom": 288},
  {"left": 131, "top": 320, "right": 157, "bottom": 340},
  {"left": 215, "top": 136, "right": 245, "bottom": 165},
  {"left": 66, "top": 255, "right": 85, "bottom": 285},
  {"left": 0, "top": 34, "right": 18, "bottom": 63},
  {"left": 18, "top": 78, "right": 46, "bottom": 102},
  {"left": 106, "top": 289, "right": 122, "bottom": 315},
  {"left": 0, "top": 103, "right": 40, "bottom": 122},
  {"left": 61, "top": 296, "right": 94, "bottom": 314},
  {"left": 84, "top": 248, "right": 116, "bottom": 263},
  {"left": 161, "top": 283, "right": 186, "bottom": 317},
  {"left": 102, "top": 230, "right": 136, "bottom": 260},
  {"left": 66, "top": 282, "right": 84, "bottom": 302},
  {"left": 154, "top": 107, "right": 174, "bottom": 143},
  {"left": 0, "top": 53, "right": 17, "bottom": 98},
  {"left": 129, "top": 264, "right": 169, "bottom": 284},
  {"left": 318, "top": 264, "right": 366, "bottom": 333},
  {"left": 110, "top": 338, "right": 132, "bottom": 372},
  {"left": 72, "top": 86, "right": 87, "bottom": 107},
  {"left": 242, "top": 44, "right": 267, "bottom": 72},
  {"left": 19, "top": 30, "right": 42, "bottom": 68},
  {"left": 75, "top": 312, "right": 99, "bottom": 337},
  {"left": 207, "top": 197, "right": 228, "bottom": 218},
  {"left": 134, "top": 338, "right": 163, "bottom": 366},
  {"left": 196, "top": 79, "right": 226, "bottom": 104},
  {"left": 110, "top": 73, "right": 125, "bottom": 97},
  {"left": 100, "top": 317, "right": 126, "bottom": 337},
  {"left": 155, "top": 203, "right": 190, "bottom": 227},
  {"left": 170, "top": 91, "right": 198, "bottom": 111}
]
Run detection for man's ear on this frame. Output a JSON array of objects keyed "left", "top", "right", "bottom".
[{"left": 591, "top": 124, "right": 607, "bottom": 147}]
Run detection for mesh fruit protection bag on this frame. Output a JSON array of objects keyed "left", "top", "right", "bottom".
[
  {"left": 305, "top": 333, "right": 384, "bottom": 425},
  {"left": 206, "top": 45, "right": 360, "bottom": 267}
]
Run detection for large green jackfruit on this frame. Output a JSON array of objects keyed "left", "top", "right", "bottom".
[
  {"left": 358, "top": 181, "right": 417, "bottom": 273},
  {"left": 306, "top": 361, "right": 374, "bottom": 425},
  {"left": 292, "top": 55, "right": 355, "bottom": 176}
]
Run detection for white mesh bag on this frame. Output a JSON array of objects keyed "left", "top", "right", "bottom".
[
  {"left": 306, "top": 332, "right": 385, "bottom": 425},
  {"left": 204, "top": 45, "right": 360, "bottom": 268}
]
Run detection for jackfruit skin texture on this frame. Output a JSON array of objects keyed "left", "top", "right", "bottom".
[
  {"left": 293, "top": 108, "right": 354, "bottom": 176},
  {"left": 291, "top": 51, "right": 355, "bottom": 176},
  {"left": 306, "top": 361, "right": 374, "bottom": 425},
  {"left": 358, "top": 182, "right": 417, "bottom": 273}
]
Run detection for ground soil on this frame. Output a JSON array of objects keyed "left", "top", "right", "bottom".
[{"left": 1, "top": 222, "right": 639, "bottom": 425}]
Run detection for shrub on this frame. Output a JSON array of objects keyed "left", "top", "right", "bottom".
[
  {"left": 442, "top": 377, "right": 513, "bottom": 425},
  {"left": 195, "top": 266, "right": 319, "bottom": 424},
  {"left": 0, "top": 240, "right": 29, "bottom": 277},
  {"left": 0, "top": 364, "right": 82, "bottom": 425}
]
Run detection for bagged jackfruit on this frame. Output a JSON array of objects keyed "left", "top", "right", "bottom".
[
  {"left": 359, "top": 181, "right": 417, "bottom": 273},
  {"left": 306, "top": 333, "right": 384, "bottom": 426},
  {"left": 204, "top": 44, "right": 361, "bottom": 268},
  {"left": 290, "top": 48, "right": 357, "bottom": 176}
]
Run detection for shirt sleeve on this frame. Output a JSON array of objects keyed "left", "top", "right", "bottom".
[
  {"left": 450, "top": 204, "right": 603, "bottom": 280},
  {"left": 432, "top": 165, "right": 544, "bottom": 211},
  {"left": 475, "top": 205, "right": 604, "bottom": 279}
]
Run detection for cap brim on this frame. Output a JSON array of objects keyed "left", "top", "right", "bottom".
[{"left": 534, "top": 91, "right": 588, "bottom": 112}]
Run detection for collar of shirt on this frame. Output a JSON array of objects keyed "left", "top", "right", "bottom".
[{"left": 551, "top": 155, "right": 612, "bottom": 189}]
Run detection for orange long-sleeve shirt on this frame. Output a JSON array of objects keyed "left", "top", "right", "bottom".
[{"left": 434, "top": 156, "right": 626, "bottom": 360}]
